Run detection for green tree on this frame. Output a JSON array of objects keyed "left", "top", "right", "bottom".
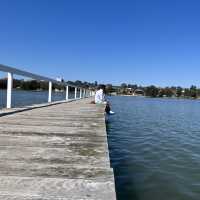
[
  {"left": 197, "top": 88, "right": 200, "bottom": 98},
  {"left": 128, "top": 84, "right": 138, "bottom": 90},
  {"left": 145, "top": 86, "right": 159, "bottom": 97},
  {"left": 120, "top": 83, "right": 127, "bottom": 94},
  {"left": 75, "top": 80, "right": 83, "bottom": 87},
  {"left": 121, "top": 83, "right": 127, "bottom": 88},
  {"left": 164, "top": 87, "right": 174, "bottom": 97},
  {"left": 105, "top": 84, "right": 113, "bottom": 94},
  {"left": 190, "top": 85, "right": 197, "bottom": 98},
  {"left": 176, "top": 87, "right": 183, "bottom": 97},
  {"left": 158, "top": 89, "right": 165, "bottom": 97},
  {"left": 183, "top": 88, "right": 190, "bottom": 97},
  {"left": 0, "top": 78, "right": 7, "bottom": 89}
]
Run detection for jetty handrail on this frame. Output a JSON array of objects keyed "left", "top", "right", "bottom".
[{"left": 0, "top": 64, "right": 94, "bottom": 109}]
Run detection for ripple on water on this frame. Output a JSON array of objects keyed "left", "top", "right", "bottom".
[{"left": 107, "top": 96, "right": 200, "bottom": 200}]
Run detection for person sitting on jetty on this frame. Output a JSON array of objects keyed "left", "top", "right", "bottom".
[{"left": 95, "top": 85, "right": 115, "bottom": 114}]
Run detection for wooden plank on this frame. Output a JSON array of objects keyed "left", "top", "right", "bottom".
[
  {"left": 0, "top": 161, "right": 114, "bottom": 179},
  {"left": 0, "top": 176, "right": 115, "bottom": 200},
  {"left": 0, "top": 146, "right": 110, "bottom": 167},
  {"left": 0, "top": 98, "right": 116, "bottom": 200},
  {"left": 0, "top": 135, "right": 108, "bottom": 148}
]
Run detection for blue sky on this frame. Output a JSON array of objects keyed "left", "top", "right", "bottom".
[{"left": 0, "top": 0, "right": 200, "bottom": 87}]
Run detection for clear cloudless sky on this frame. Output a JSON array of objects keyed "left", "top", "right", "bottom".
[{"left": 0, "top": 0, "right": 200, "bottom": 87}]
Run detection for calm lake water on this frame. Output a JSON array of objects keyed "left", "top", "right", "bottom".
[
  {"left": 0, "top": 89, "right": 77, "bottom": 108},
  {"left": 107, "top": 96, "right": 200, "bottom": 200}
]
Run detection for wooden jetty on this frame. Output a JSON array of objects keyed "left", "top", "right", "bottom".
[{"left": 0, "top": 98, "right": 116, "bottom": 200}]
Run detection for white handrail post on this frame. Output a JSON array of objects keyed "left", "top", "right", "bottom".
[
  {"left": 75, "top": 87, "right": 77, "bottom": 99},
  {"left": 7, "top": 72, "right": 13, "bottom": 109},
  {"left": 83, "top": 89, "right": 85, "bottom": 98},
  {"left": 66, "top": 85, "right": 69, "bottom": 101},
  {"left": 80, "top": 88, "right": 82, "bottom": 98},
  {"left": 48, "top": 81, "right": 52, "bottom": 103}
]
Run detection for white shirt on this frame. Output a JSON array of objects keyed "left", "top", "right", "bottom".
[{"left": 95, "top": 89, "right": 105, "bottom": 104}]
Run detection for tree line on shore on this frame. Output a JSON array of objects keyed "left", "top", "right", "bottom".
[
  {"left": 105, "top": 83, "right": 200, "bottom": 99},
  {"left": 0, "top": 78, "right": 200, "bottom": 99},
  {"left": 0, "top": 78, "right": 96, "bottom": 91}
]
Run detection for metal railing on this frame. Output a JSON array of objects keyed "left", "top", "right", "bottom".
[{"left": 0, "top": 64, "right": 95, "bottom": 109}]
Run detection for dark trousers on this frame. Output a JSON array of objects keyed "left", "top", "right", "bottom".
[{"left": 105, "top": 103, "right": 111, "bottom": 114}]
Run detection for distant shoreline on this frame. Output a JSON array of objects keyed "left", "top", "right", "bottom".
[{"left": 109, "top": 94, "right": 200, "bottom": 100}]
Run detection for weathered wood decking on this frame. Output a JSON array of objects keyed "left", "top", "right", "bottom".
[{"left": 0, "top": 98, "right": 116, "bottom": 200}]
